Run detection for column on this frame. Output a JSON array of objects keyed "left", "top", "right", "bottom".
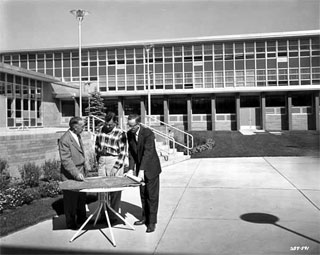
[
  {"left": 211, "top": 94, "right": 216, "bottom": 131},
  {"left": 315, "top": 91, "right": 320, "bottom": 131},
  {"left": 261, "top": 93, "right": 266, "bottom": 130},
  {"left": 236, "top": 93, "right": 240, "bottom": 131},
  {"left": 287, "top": 92, "right": 292, "bottom": 130},
  {"left": 117, "top": 97, "right": 124, "bottom": 129},
  {"left": 187, "top": 95, "right": 192, "bottom": 131},
  {"left": 163, "top": 96, "right": 169, "bottom": 124},
  {"left": 140, "top": 97, "right": 146, "bottom": 124},
  {"left": 74, "top": 98, "right": 80, "bottom": 117}
]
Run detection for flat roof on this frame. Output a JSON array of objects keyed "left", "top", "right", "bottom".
[{"left": 1, "top": 30, "right": 319, "bottom": 54}]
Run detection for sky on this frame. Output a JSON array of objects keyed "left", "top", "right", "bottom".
[{"left": 0, "top": 0, "right": 319, "bottom": 52}]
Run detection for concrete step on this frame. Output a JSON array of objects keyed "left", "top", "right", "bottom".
[{"left": 160, "top": 153, "right": 191, "bottom": 168}]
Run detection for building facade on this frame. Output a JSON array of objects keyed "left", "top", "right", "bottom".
[{"left": 1, "top": 30, "right": 319, "bottom": 131}]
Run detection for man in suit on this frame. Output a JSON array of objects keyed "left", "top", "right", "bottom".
[
  {"left": 58, "top": 116, "right": 90, "bottom": 230},
  {"left": 126, "top": 114, "right": 162, "bottom": 233}
]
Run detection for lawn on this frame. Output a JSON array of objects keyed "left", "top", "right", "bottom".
[
  {"left": 191, "top": 130, "right": 319, "bottom": 158},
  {"left": 0, "top": 196, "right": 62, "bottom": 237},
  {"left": 0, "top": 131, "right": 319, "bottom": 237}
]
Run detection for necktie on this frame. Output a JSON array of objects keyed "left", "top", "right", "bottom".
[{"left": 77, "top": 134, "right": 83, "bottom": 150}]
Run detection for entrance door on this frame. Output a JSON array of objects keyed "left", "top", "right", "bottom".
[{"left": 240, "top": 95, "right": 261, "bottom": 129}]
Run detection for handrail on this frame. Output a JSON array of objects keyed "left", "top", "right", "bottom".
[
  {"left": 86, "top": 114, "right": 193, "bottom": 156},
  {"left": 86, "top": 115, "right": 105, "bottom": 134},
  {"left": 145, "top": 115, "right": 194, "bottom": 154},
  {"left": 140, "top": 123, "right": 175, "bottom": 157}
]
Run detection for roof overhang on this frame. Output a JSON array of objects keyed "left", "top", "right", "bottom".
[
  {"left": 51, "top": 83, "right": 90, "bottom": 99},
  {"left": 0, "top": 63, "right": 62, "bottom": 83},
  {"left": 2, "top": 30, "right": 319, "bottom": 53}
]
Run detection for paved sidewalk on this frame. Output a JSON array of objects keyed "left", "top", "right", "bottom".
[{"left": 1, "top": 157, "right": 319, "bottom": 255}]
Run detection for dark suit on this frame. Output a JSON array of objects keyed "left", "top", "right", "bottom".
[
  {"left": 58, "top": 130, "right": 88, "bottom": 227},
  {"left": 127, "top": 125, "right": 161, "bottom": 224}
]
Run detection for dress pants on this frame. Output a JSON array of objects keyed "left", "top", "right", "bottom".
[
  {"left": 63, "top": 190, "right": 87, "bottom": 226},
  {"left": 98, "top": 156, "right": 123, "bottom": 219},
  {"left": 140, "top": 175, "right": 160, "bottom": 224}
]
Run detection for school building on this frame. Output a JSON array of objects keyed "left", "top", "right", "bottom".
[{"left": 1, "top": 30, "right": 319, "bottom": 131}]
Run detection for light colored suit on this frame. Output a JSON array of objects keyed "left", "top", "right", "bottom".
[
  {"left": 59, "top": 130, "right": 87, "bottom": 180},
  {"left": 58, "top": 130, "right": 88, "bottom": 228}
]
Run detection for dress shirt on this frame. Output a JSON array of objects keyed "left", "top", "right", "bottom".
[{"left": 69, "top": 130, "right": 81, "bottom": 147}]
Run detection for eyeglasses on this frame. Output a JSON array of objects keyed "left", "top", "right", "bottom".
[{"left": 127, "top": 123, "right": 139, "bottom": 128}]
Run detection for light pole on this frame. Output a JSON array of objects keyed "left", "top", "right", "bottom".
[
  {"left": 145, "top": 44, "right": 153, "bottom": 125},
  {"left": 70, "top": 9, "right": 89, "bottom": 117}
]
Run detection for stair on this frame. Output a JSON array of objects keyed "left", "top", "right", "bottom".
[{"left": 155, "top": 141, "right": 191, "bottom": 168}]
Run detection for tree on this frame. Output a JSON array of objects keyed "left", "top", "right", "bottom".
[
  {"left": 85, "top": 89, "right": 106, "bottom": 119},
  {"left": 85, "top": 89, "right": 106, "bottom": 131}
]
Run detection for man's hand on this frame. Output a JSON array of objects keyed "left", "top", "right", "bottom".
[
  {"left": 137, "top": 170, "right": 144, "bottom": 182},
  {"left": 110, "top": 167, "right": 119, "bottom": 176},
  {"left": 124, "top": 169, "right": 134, "bottom": 177},
  {"left": 77, "top": 173, "right": 85, "bottom": 181}
]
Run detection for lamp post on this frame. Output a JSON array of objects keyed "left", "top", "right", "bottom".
[
  {"left": 145, "top": 44, "right": 153, "bottom": 125},
  {"left": 70, "top": 9, "right": 89, "bottom": 117}
]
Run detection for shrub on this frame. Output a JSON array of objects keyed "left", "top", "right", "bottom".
[
  {"left": 0, "top": 159, "right": 11, "bottom": 191},
  {"left": 190, "top": 138, "right": 215, "bottom": 154},
  {"left": 38, "top": 181, "right": 61, "bottom": 198},
  {"left": 19, "top": 162, "right": 42, "bottom": 187},
  {"left": 2, "top": 186, "right": 27, "bottom": 209},
  {"left": 0, "top": 192, "right": 6, "bottom": 213},
  {"left": 0, "top": 184, "right": 41, "bottom": 212},
  {"left": 42, "top": 159, "right": 61, "bottom": 181},
  {"left": 24, "top": 187, "right": 41, "bottom": 202}
]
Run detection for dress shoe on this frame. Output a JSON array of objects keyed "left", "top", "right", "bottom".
[
  {"left": 134, "top": 219, "right": 146, "bottom": 226},
  {"left": 146, "top": 223, "right": 156, "bottom": 233}
]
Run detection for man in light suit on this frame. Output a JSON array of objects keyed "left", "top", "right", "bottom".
[
  {"left": 126, "top": 114, "right": 162, "bottom": 233},
  {"left": 58, "top": 116, "right": 90, "bottom": 230}
]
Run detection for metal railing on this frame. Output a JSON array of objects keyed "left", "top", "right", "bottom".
[
  {"left": 85, "top": 114, "right": 194, "bottom": 156},
  {"left": 145, "top": 115, "right": 194, "bottom": 155}
]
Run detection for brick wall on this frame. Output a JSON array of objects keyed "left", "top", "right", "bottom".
[{"left": 0, "top": 131, "right": 94, "bottom": 179}]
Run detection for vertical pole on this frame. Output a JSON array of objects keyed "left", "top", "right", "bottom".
[
  {"left": 79, "top": 19, "right": 82, "bottom": 117},
  {"left": 147, "top": 49, "right": 151, "bottom": 125}
]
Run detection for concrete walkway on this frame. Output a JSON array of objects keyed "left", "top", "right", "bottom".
[{"left": 1, "top": 157, "right": 319, "bottom": 255}]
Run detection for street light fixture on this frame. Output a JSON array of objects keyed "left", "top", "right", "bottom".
[
  {"left": 144, "top": 44, "right": 153, "bottom": 125},
  {"left": 70, "top": 9, "right": 89, "bottom": 117}
]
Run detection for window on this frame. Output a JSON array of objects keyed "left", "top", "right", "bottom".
[
  {"left": 266, "top": 95, "right": 285, "bottom": 107},
  {"left": 216, "top": 96, "right": 236, "bottom": 113},
  {"left": 192, "top": 98, "right": 211, "bottom": 114},
  {"left": 169, "top": 98, "right": 187, "bottom": 114},
  {"left": 61, "top": 101, "right": 75, "bottom": 117}
]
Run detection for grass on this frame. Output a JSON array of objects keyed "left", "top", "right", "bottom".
[
  {"left": 0, "top": 196, "right": 62, "bottom": 237},
  {"left": 0, "top": 131, "right": 319, "bottom": 237},
  {"left": 190, "top": 130, "right": 319, "bottom": 158}
]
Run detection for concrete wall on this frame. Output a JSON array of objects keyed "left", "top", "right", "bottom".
[
  {"left": 0, "top": 131, "right": 93, "bottom": 179},
  {"left": 0, "top": 95, "right": 6, "bottom": 128},
  {"left": 42, "top": 82, "right": 62, "bottom": 127}
]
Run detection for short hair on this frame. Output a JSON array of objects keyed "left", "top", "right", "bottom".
[
  {"left": 105, "top": 111, "right": 117, "bottom": 123},
  {"left": 69, "top": 116, "right": 82, "bottom": 129},
  {"left": 127, "top": 113, "right": 141, "bottom": 123}
]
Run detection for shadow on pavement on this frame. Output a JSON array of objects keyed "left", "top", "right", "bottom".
[{"left": 240, "top": 212, "right": 320, "bottom": 244}]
